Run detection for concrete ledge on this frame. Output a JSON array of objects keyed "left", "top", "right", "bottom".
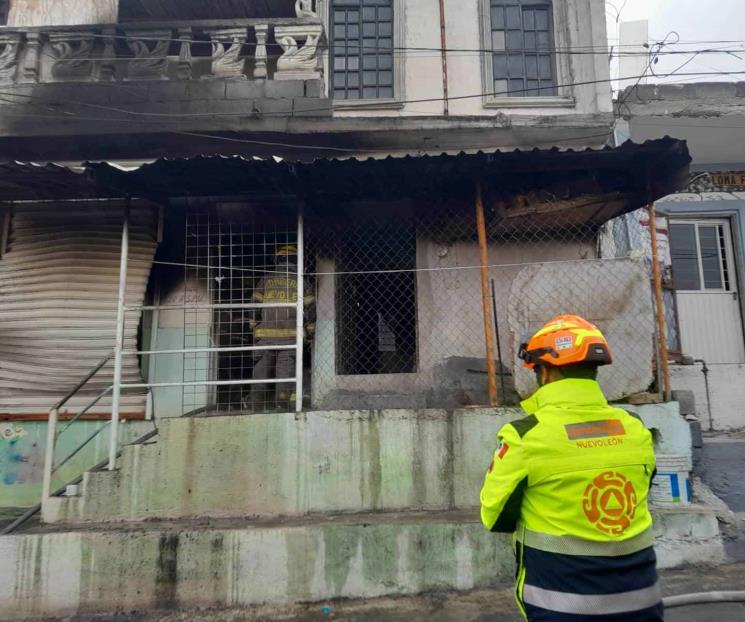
[
  {"left": 48, "top": 405, "right": 696, "bottom": 525},
  {"left": 0, "top": 512, "right": 513, "bottom": 620},
  {"left": 0, "top": 506, "right": 727, "bottom": 620}
]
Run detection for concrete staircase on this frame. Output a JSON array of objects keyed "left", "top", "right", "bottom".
[{"left": 0, "top": 405, "right": 729, "bottom": 620}]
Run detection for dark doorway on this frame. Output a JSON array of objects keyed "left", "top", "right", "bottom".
[{"left": 336, "top": 221, "right": 417, "bottom": 375}]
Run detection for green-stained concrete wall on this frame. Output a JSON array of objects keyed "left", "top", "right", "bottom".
[
  {"left": 0, "top": 506, "right": 725, "bottom": 620},
  {"left": 0, "top": 514, "right": 515, "bottom": 619},
  {"left": 0, "top": 420, "right": 153, "bottom": 509},
  {"left": 47, "top": 403, "right": 692, "bottom": 524}
]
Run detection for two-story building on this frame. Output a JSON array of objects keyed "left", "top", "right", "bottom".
[{"left": 0, "top": 4, "right": 715, "bottom": 621}]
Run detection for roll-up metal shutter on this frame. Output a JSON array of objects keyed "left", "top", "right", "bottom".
[{"left": 0, "top": 202, "right": 158, "bottom": 416}]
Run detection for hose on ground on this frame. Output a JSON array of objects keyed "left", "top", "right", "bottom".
[{"left": 664, "top": 591, "right": 745, "bottom": 609}]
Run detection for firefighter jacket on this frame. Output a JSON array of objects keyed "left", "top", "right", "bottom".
[
  {"left": 480, "top": 378, "right": 662, "bottom": 621},
  {"left": 251, "top": 274, "right": 315, "bottom": 341}
]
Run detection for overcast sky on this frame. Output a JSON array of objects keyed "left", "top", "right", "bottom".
[{"left": 606, "top": 0, "right": 745, "bottom": 86}]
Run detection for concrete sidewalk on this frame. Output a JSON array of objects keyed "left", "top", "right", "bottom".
[{"left": 30, "top": 562, "right": 745, "bottom": 622}]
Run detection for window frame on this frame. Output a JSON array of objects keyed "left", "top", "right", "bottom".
[
  {"left": 669, "top": 218, "right": 736, "bottom": 294},
  {"left": 324, "top": 0, "right": 406, "bottom": 110},
  {"left": 479, "top": 0, "right": 574, "bottom": 108}
]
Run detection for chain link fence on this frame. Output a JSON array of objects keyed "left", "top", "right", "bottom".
[{"left": 168, "top": 194, "right": 669, "bottom": 415}]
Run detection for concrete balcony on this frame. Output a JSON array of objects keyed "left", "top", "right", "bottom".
[{"left": 0, "top": 17, "right": 331, "bottom": 160}]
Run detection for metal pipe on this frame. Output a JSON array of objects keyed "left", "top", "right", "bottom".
[
  {"left": 52, "top": 351, "right": 114, "bottom": 412},
  {"left": 648, "top": 202, "right": 672, "bottom": 401},
  {"left": 40, "top": 407, "right": 59, "bottom": 503},
  {"left": 694, "top": 358, "right": 714, "bottom": 431},
  {"left": 57, "top": 386, "right": 113, "bottom": 437},
  {"left": 438, "top": 0, "right": 449, "bottom": 117},
  {"left": 109, "top": 200, "right": 130, "bottom": 471},
  {"left": 125, "top": 344, "right": 296, "bottom": 356},
  {"left": 475, "top": 183, "right": 498, "bottom": 406},
  {"left": 125, "top": 302, "right": 296, "bottom": 311},
  {"left": 491, "top": 279, "right": 507, "bottom": 404},
  {"left": 295, "top": 206, "right": 305, "bottom": 414},
  {"left": 121, "top": 378, "right": 295, "bottom": 389},
  {"left": 54, "top": 420, "right": 111, "bottom": 472}
]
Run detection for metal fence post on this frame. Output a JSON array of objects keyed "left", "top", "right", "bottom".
[
  {"left": 475, "top": 183, "right": 499, "bottom": 406},
  {"left": 648, "top": 202, "right": 672, "bottom": 401},
  {"left": 109, "top": 200, "right": 130, "bottom": 469},
  {"left": 41, "top": 407, "right": 59, "bottom": 503},
  {"left": 295, "top": 205, "right": 305, "bottom": 413}
]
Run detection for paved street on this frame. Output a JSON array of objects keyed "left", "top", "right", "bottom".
[{"left": 32, "top": 562, "right": 745, "bottom": 622}]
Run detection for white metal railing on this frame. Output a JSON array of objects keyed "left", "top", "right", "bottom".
[
  {"left": 40, "top": 205, "right": 305, "bottom": 517},
  {"left": 41, "top": 351, "right": 115, "bottom": 503},
  {"left": 106, "top": 206, "right": 306, "bottom": 470}
]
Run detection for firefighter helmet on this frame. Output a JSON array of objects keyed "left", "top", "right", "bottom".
[
  {"left": 518, "top": 314, "right": 612, "bottom": 369},
  {"left": 276, "top": 245, "right": 298, "bottom": 257}
]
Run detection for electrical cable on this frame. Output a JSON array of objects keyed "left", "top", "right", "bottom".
[{"left": 1, "top": 68, "right": 744, "bottom": 121}]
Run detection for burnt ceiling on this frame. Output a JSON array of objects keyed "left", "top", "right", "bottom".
[{"left": 119, "top": 0, "right": 297, "bottom": 21}]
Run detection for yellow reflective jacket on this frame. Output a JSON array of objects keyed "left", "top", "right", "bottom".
[
  {"left": 480, "top": 378, "right": 655, "bottom": 539},
  {"left": 480, "top": 379, "right": 660, "bottom": 620}
]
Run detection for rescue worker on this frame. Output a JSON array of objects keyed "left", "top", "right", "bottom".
[
  {"left": 480, "top": 315, "right": 662, "bottom": 621},
  {"left": 248, "top": 245, "right": 314, "bottom": 411}
]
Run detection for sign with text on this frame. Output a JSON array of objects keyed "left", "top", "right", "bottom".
[{"left": 711, "top": 171, "right": 745, "bottom": 187}]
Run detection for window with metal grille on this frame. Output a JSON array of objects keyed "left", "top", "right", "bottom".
[
  {"left": 336, "top": 221, "right": 417, "bottom": 375},
  {"left": 332, "top": 0, "right": 394, "bottom": 100},
  {"left": 0, "top": 1, "right": 9, "bottom": 25},
  {"left": 490, "top": 0, "right": 557, "bottom": 97},
  {"left": 669, "top": 220, "right": 733, "bottom": 292}
]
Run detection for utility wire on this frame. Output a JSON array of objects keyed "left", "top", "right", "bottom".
[{"left": 1, "top": 69, "right": 744, "bottom": 121}]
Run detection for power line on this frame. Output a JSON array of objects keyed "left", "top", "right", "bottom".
[{"left": 2, "top": 69, "right": 744, "bottom": 122}]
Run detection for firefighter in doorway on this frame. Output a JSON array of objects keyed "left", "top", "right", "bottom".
[
  {"left": 480, "top": 315, "right": 662, "bottom": 621},
  {"left": 247, "top": 245, "right": 314, "bottom": 411}
]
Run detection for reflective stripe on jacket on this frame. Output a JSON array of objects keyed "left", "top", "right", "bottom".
[
  {"left": 252, "top": 275, "right": 314, "bottom": 341},
  {"left": 480, "top": 379, "right": 661, "bottom": 621}
]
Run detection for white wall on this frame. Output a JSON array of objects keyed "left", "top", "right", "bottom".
[
  {"left": 312, "top": 233, "right": 654, "bottom": 407},
  {"left": 336, "top": 0, "right": 612, "bottom": 119},
  {"left": 670, "top": 364, "right": 745, "bottom": 431},
  {"left": 8, "top": 0, "right": 118, "bottom": 26}
]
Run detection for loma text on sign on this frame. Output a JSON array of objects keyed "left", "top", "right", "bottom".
[{"left": 711, "top": 171, "right": 745, "bottom": 187}]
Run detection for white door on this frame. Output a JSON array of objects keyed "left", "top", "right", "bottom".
[{"left": 669, "top": 219, "right": 745, "bottom": 364}]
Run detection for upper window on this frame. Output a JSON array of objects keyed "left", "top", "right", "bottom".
[
  {"left": 669, "top": 221, "right": 734, "bottom": 292},
  {"left": 332, "top": 0, "right": 394, "bottom": 100},
  {"left": 489, "top": 0, "right": 557, "bottom": 97},
  {"left": 0, "top": 0, "right": 9, "bottom": 25}
]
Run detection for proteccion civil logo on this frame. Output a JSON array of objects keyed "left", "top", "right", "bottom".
[{"left": 582, "top": 471, "right": 638, "bottom": 535}]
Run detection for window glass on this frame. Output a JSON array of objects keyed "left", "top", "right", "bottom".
[
  {"left": 332, "top": 0, "right": 394, "bottom": 100},
  {"left": 669, "top": 223, "right": 701, "bottom": 291},
  {"left": 698, "top": 226, "right": 724, "bottom": 290},
  {"left": 490, "top": 0, "right": 557, "bottom": 97}
]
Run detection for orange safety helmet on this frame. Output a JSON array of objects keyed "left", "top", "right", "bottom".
[{"left": 518, "top": 314, "right": 612, "bottom": 369}]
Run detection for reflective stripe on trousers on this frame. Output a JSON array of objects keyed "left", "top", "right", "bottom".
[
  {"left": 516, "top": 525, "right": 654, "bottom": 557},
  {"left": 523, "top": 582, "right": 662, "bottom": 616}
]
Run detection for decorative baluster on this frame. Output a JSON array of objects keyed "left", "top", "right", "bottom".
[
  {"left": 295, "top": 0, "right": 318, "bottom": 18},
  {"left": 125, "top": 29, "right": 170, "bottom": 80},
  {"left": 206, "top": 28, "right": 248, "bottom": 78},
  {"left": 0, "top": 34, "right": 21, "bottom": 84},
  {"left": 253, "top": 24, "right": 268, "bottom": 79},
  {"left": 177, "top": 27, "right": 193, "bottom": 80},
  {"left": 98, "top": 28, "right": 117, "bottom": 81},
  {"left": 22, "top": 31, "right": 42, "bottom": 83},
  {"left": 49, "top": 32, "right": 94, "bottom": 79},
  {"left": 275, "top": 25, "right": 323, "bottom": 81}
]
